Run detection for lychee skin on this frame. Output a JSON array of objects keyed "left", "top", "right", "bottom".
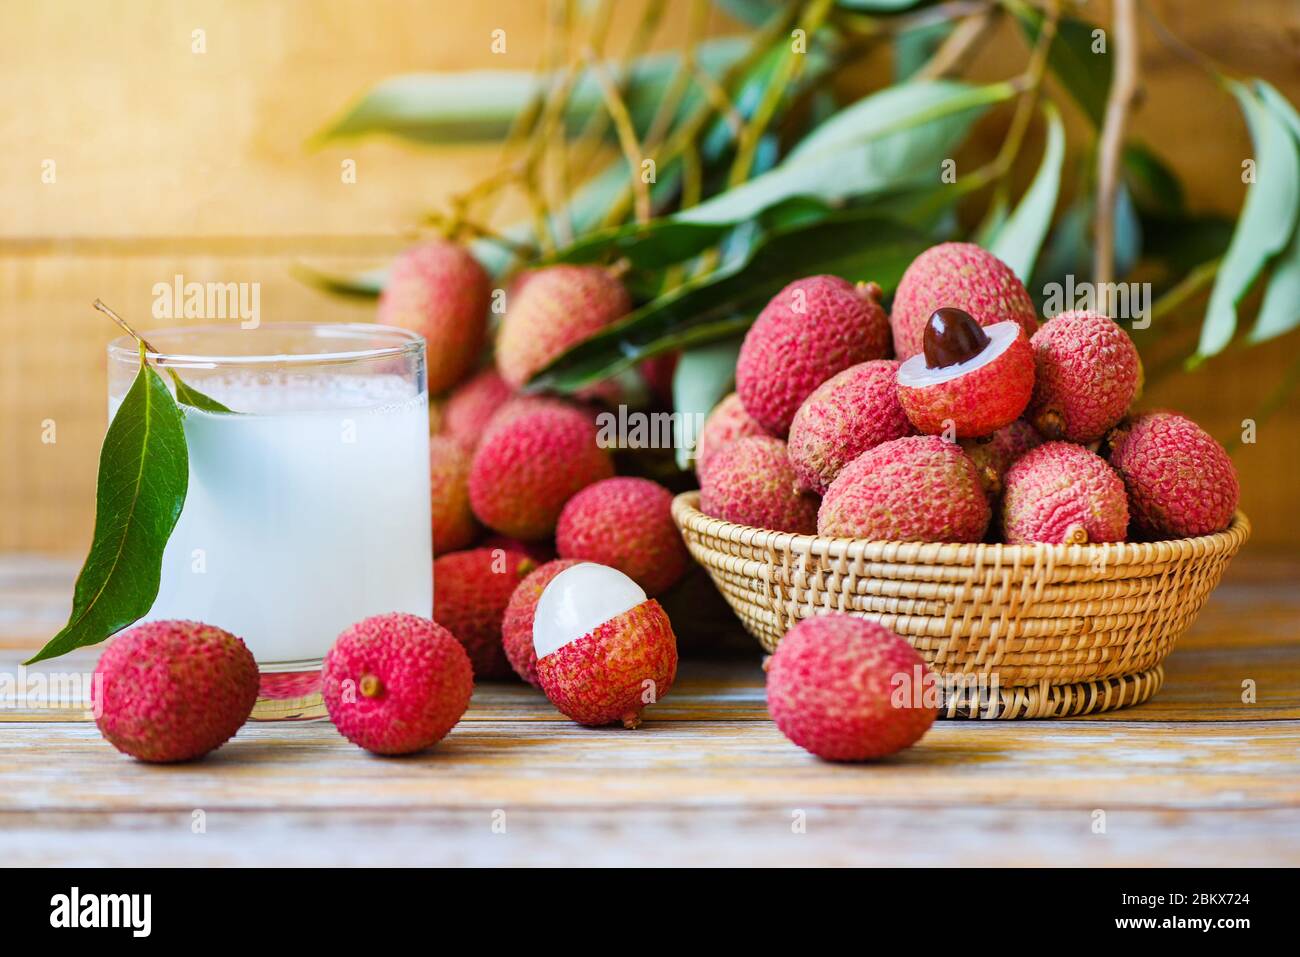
[
  {"left": 433, "top": 547, "right": 537, "bottom": 678},
  {"left": 1028, "top": 310, "right": 1141, "bottom": 443},
  {"left": 501, "top": 559, "right": 582, "bottom": 688},
  {"left": 818, "top": 435, "right": 990, "bottom": 542},
  {"left": 889, "top": 243, "right": 1039, "bottom": 359},
  {"left": 442, "top": 368, "right": 514, "bottom": 449},
  {"left": 960, "top": 419, "right": 1044, "bottom": 500},
  {"left": 766, "top": 615, "right": 936, "bottom": 761},
  {"left": 377, "top": 241, "right": 492, "bottom": 394},
  {"left": 699, "top": 435, "right": 819, "bottom": 534},
  {"left": 536, "top": 599, "right": 678, "bottom": 728},
  {"left": 496, "top": 264, "right": 632, "bottom": 388},
  {"left": 430, "top": 435, "right": 477, "bottom": 554},
  {"left": 322, "top": 613, "right": 473, "bottom": 755},
  {"left": 556, "top": 478, "right": 688, "bottom": 596},
  {"left": 468, "top": 401, "right": 615, "bottom": 540},
  {"left": 92, "top": 620, "right": 258, "bottom": 763},
  {"left": 1001, "top": 442, "right": 1129, "bottom": 545},
  {"left": 897, "top": 328, "right": 1035, "bottom": 439},
  {"left": 1107, "top": 411, "right": 1239, "bottom": 538},
  {"left": 788, "top": 359, "right": 914, "bottom": 493},
  {"left": 736, "top": 276, "right": 891, "bottom": 435},
  {"left": 695, "top": 392, "right": 768, "bottom": 479}
]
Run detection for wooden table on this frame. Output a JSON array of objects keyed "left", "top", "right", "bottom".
[{"left": 2, "top": 554, "right": 1298, "bottom": 867}]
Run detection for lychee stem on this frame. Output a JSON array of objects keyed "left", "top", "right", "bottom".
[
  {"left": 359, "top": 674, "right": 384, "bottom": 698},
  {"left": 1063, "top": 524, "right": 1090, "bottom": 545},
  {"left": 1033, "top": 408, "right": 1065, "bottom": 440},
  {"left": 855, "top": 280, "right": 883, "bottom": 303},
  {"left": 621, "top": 712, "right": 642, "bottom": 730}
]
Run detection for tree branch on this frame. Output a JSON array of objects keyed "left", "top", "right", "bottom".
[{"left": 1095, "top": 0, "right": 1141, "bottom": 286}]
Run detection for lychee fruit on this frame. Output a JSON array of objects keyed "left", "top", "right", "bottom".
[
  {"left": 889, "top": 242, "right": 1039, "bottom": 360},
  {"left": 695, "top": 392, "right": 767, "bottom": 479},
  {"left": 501, "top": 558, "right": 582, "bottom": 688},
  {"left": 556, "top": 477, "right": 688, "bottom": 596},
  {"left": 495, "top": 264, "right": 632, "bottom": 388},
  {"left": 441, "top": 368, "right": 514, "bottom": 449},
  {"left": 1000, "top": 442, "right": 1129, "bottom": 545},
  {"left": 92, "top": 620, "right": 258, "bottom": 763},
  {"left": 960, "top": 419, "right": 1044, "bottom": 499},
  {"left": 639, "top": 352, "right": 679, "bottom": 404},
  {"left": 321, "top": 613, "right": 473, "bottom": 755},
  {"left": 699, "top": 435, "right": 819, "bottom": 534},
  {"left": 377, "top": 240, "right": 492, "bottom": 394},
  {"left": 430, "top": 434, "right": 477, "bottom": 554},
  {"left": 765, "top": 614, "right": 936, "bottom": 761},
  {"left": 433, "top": 547, "right": 537, "bottom": 678},
  {"left": 1028, "top": 310, "right": 1141, "bottom": 443},
  {"left": 736, "top": 275, "right": 891, "bottom": 435},
  {"left": 787, "top": 359, "right": 913, "bottom": 493},
  {"left": 818, "top": 435, "right": 990, "bottom": 542},
  {"left": 1106, "top": 411, "right": 1239, "bottom": 538},
  {"left": 532, "top": 563, "right": 678, "bottom": 728},
  {"left": 896, "top": 308, "right": 1035, "bottom": 439},
  {"left": 468, "top": 400, "right": 615, "bottom": 540},
  {"left": 479, "top": 534, "right": 557, "bottom": 565}
]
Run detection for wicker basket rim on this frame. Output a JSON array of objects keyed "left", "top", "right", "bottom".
[{"left": 672, "top": 491, "right": 1250, "bottom": 566}]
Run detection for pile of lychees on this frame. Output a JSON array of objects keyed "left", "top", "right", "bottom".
[{"left": 699, "top": 242, "right": 1240, "bottom": 546}]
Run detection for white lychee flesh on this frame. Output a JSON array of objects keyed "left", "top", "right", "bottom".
[
  {"left": 533, "top": 562, "right": 646, "bottom": 660},
  {"left": 897, "top": 320, "right": 1021, "bottom": 386}
]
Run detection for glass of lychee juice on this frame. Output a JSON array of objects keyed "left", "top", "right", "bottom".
[{"left": 107, "top": 324, "right": 432, "bottom": 720}]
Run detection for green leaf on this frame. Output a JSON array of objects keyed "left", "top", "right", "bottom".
[
  {"left": 893, "top": 19, "right": 953, "bottom": 82},
  {"left": 991, "top": 102, "right": 1065, "bottom": 282},
  {"left": 168, "top": 370, "right": 238, "bottom": 415},
  {"left": 1195, "top": 81, "right": 1300, "bottom": 361},
  {"left": 837, "top": 0, "right": 925, "bottom": 10},
  {"left": 530, "top": 211, "right": 931, "bottom": 391},
  {"left": 291, "top": 262, "right": 389, "bottom": 299},
  {"left": 26, "top": 345, "right": 189, "bottom": 664},
  {"left": 672, "top": 338, "right": 744, "bottom": 470},
  {"left": 1014, "top": 6, "right": 1110, "bottom": 126},
  {"left": 1122, "top": 143, "right": 1185, "bottom": 217},
  {"left": 1248, "top": 80, "right": 1300, "bottom": 344}
]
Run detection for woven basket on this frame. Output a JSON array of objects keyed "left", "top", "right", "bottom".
[{"left": 671, "top": 492, "right": 1249, "bottom": 719}]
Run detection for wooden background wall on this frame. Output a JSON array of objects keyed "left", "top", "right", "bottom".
[{"left": 2, "top": 0, "right": 1298, "bottom": 555}]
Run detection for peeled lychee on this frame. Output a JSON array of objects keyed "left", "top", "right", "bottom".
[
  {"left": 92, "top": 620, "right": 258, "bottom": 763},
  {"left": 377, "top": 241, "right": 492, "bottom": 394},
  {"left": 468, "top": 400, "right": 614, "bottom": 540},
  {"left": 896, "top": 309, "right": 1035, "bottom": 439},
  {"left": 441, "top": 368, "right": 514, "bottom": 449},
  {"left": 788, "top": 359, "right": 913, "bottom": 493},
  {"left": 533, "top": 563, "right": 677, "bottom": 728},
  {"left": 766, "top": 614, "right": 936, "bottom": 761},
  {"left": 1000, "top": 442, "right": 1128, "bottom": 544},
  {"left": 556, "top": 477, "right": 688, "bottom": 596},
  {"left": 1028, "top": 310, "right": 1141, "bottom": 443},
  {"left": 889, "top": 243, "right": 1039, "bottom": 359},
  {"left": 699, "top": 435, "right": 819, "bottom": 534},
  {"left": 430, "top": 435, "right": 477, "bottom": 554},
  {"left": 818, "top": 435, "right": 990, "bottom": 542},
  {"left": 1107, "top": 411, "right": 1239, "bottom": 538},
  {"left": 433, "top": 547, "right": 537, "bottom": 678},
  {"left": 496, "top": 264, "right": 631, "bottom": 388},
  {"left": 501, "top": 558, "right": 582, "bottom": 688},
  {"left": 321, "top": 613, "right": 472, "bottom": 755},
  {"left": 695, "top": 392, "right": 767, "bottom": 479},
  {"left": 736, "top": 276, "right": 891, "bottom": 435},
  {"left": 960, "top": 419, "right": 1044, "bottom": 499}
]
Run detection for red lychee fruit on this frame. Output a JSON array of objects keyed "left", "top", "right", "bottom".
[
  {"left": 430, "top": 434, "right": 477, "bottom": 554},
  {"left": 1028, "top": 310, "right": 1142, "bottom": 443},
  {"left": 889, "top": 242, "right": 1039, "bottom": 360},
  {"left": 896, "top": 310, "right": 1035, "bottom": 439},
  {"left": 532, "top": 563, "right": 678, "bottom": 728},
  {"left": 1106, "top": 411, "right": 1239, "bottom": 538},
  {"left": 377, "top": 241, "right": 492, "bottom": 394},
  {"left": 321, "top": 613, "right": 472, "bottom": 755},
  {"left": 736, "top": 276, "right": 891, "bottom": 435},
  {"left": 92, "top": 620, "right": 258, "bottom": 763},
  {"left": 468, "top": 400, "right": 615, "bottom": 540},
  {"left": 639, "top": 352, "right": 679, "bottom": 404},
  {"left": 441, "top": 368, "right": 514, "bottom": 449},
  {"left": 501, "top": 558, "right": 582, "bottom": 688},
  {"left": 433, "top": 547, "right": 537, "bottom": 678},
  {"left": 818, "top": 435, "right": 990, "bottom": 542},
  {"left": 699, "top": 435, "right": 819, "bottom": 534},
  {"left": 556, "top": 477, "right": 688, "bottom": 596},
  {"left": 960, "top": 419, "right": 1044, "bottom": 500},
  {"left": 495, "top": 264, "right": 632, "bottom": 388},
  {"left": 787, "top": 359, "right": 913, "bottom": 493},
  {"left": 1001, "top": 441, "right": 1129, "bottom": 544},
  {"left": 695, "top": 392, "right": 768, "bottom": 480},
  {"left": 765, "top": 614, "right": 937, "bottom": 761}
]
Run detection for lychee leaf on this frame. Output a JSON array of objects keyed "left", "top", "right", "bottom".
[
  {"left": 990, "top": 102, "right": 1065, "bottom": 283},
  {"left": 1249, "top": 81, "right": 1300, "bottom": 345},
  {"left": 1014, "top": 6, "right": 1110, "bottom": 127},
  {"left": 25, "top": 343, "right": 189, "bottom": 664},
  {"left": 672, "top": 338, "right": 744, "bottom": 471},
  {"left": 168, "top": 370, "right": 238, "bottom": 415}
]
